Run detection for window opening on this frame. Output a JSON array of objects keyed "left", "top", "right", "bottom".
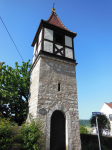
[
  {"left": 109, "top": 114, "right": 112, "bottom": 121},
  {"left": 55, "top": 34, "right": 63, "bottom": 45},
  {"left": 58, "top": 83, "right": 60, "bottom": 91}
]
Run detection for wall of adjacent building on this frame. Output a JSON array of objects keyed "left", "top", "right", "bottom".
[{"left": 93, "top": 103, "right": 112, "bottom": 136}]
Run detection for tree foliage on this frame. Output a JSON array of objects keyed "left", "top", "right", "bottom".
[
  {"left": 80, "top": 125, "right": 88, "bottom": 134},
  {"left": 0, "top": 60, "right": 31, "bottom": 125},
  {"left": 79, "top": 120, "right": 91, "bottom": 127},
  {"left": 90, "top": 114, "right": 111, "bottom": 136},
  {"left": 0, "top": 113, "right": 16, "bottom": 150}
]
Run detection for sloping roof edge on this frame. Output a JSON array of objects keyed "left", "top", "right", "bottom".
[
  {"left": 46, "top": 11, "right": 77, "bottom": 35},
  {"left": 31, "top": 19, "right": 43, "bottom": 47},
  {"left": 105, "top": 103, "right": 112, "bottom": 109}
]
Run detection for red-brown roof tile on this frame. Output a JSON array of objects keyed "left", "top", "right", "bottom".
[
  {"left": 105, "top": 103, "right": 112, "bottom": 109},
  {"left": 47, "top": 12, "right": 76, "bottom": 34}
]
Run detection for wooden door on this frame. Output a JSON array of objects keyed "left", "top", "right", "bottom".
[{"left": 50, "top": 110, "right": 66, "bottom": 150}]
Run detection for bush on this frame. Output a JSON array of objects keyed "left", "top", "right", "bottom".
[
  {"left": 21, "top": 117, "right": 43, "bottom": 150},
  {"left": 13, "top": 126, "right": 23, "bottom": 144},
  {"left": 0, "top": 115, "right": 16, "bottom": 150},
  {"left": 82, "top": 144, "right": 99, "bottom": 150},
  {"left": 80, "top": 125, "right": 87, "bottom": 134},
  {"left": 80, "top": 133, "right": 112, "bottom": 150}
]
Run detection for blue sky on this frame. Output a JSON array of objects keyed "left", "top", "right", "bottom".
[{"left": 0, "top": 0, "right": 112, "bottom": 119}]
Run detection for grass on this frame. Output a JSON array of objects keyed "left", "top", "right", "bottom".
[{"left": 85, "top": 126, "right": 93, "bottom": 134}]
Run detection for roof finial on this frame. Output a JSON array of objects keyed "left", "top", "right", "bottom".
[{"left": 52, "top": 2, "right": 55, "bottom": 12}]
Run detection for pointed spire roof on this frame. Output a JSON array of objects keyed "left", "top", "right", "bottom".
[
  {"left": 31, "top": 10, "right": 77, "bottom": 47},
  {"left": 46, "top": 11, "right": 76, "bottom": 34}
]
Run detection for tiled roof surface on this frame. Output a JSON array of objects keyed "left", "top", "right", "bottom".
[
  {"left": 105, "top": 103, "right": 112, "bottom": 109},
  {"left": 47, "top": 12, "right": 76, "bottom": 34}
]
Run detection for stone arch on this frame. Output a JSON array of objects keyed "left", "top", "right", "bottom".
[{"left": 46, "top": 104, "right": 72, "bottom": 150}]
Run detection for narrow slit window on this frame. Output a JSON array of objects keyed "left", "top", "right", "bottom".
[{"left": 58, "top": 83, "right": 60, "bottom": 91}]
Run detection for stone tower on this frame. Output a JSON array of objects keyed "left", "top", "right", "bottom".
[{"left": 27, "top": 7, "right": 81, "bottom": 150}]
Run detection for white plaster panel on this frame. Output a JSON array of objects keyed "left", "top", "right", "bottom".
[
  {"left": 65, "top": 47, "right": 73, "bottom": 59},
  {"left": 56, "top": 52, "right": 61, "bottom": 56},
  {"left": 33, "top": 43, "right": 36, "bottom": 55},
  {"left": 35, "top": 30, "right": 42, "bottom": 56},
  {"left": 44, "top": 41, "right": 53, "bottom": 53},
  {"left": 44, "top": 28, "right": 53, "bottom": 41},
  {"left": 38, "top": 42, "right": 41, "bottom": 53},
  {"left": 32, "top": 43, "right": 37, "bottom": 63},
  {"left": 32, "top": 57, "right": 35, "bottom": 64},
  {"left": 36, "top": 49, "right": 38, "bottom": 55},
  {"left": 39, "top": 29, "right": 42, "bottom": 43},
  {"left": 55, "top": 44, "right": 63, "bottom": 56},
  {"left": 65, "top": 35, "right": 72, "bottom": 47}
]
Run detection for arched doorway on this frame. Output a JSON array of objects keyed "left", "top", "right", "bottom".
[{"left": 50, "top": 110, "right": 66, "bottom": 150}]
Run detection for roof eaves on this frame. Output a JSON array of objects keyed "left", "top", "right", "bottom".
[{"left": 43, "top": 20, "right": 77, "bottom": 37}]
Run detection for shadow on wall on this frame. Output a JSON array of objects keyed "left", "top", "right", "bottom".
[{"left": 40, "top": 56, "right": 76, "bottom": 78}]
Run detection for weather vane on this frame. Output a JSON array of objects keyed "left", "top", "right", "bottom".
[{"left": 52, "top": 2, "right": 55, "bottom": 12}]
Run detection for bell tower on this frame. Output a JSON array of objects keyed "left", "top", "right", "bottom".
[{"left": 27, "top": 6, "right": 81, "bottom": 150}]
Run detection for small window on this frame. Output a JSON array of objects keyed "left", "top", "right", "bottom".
[
  {"left": 109, "top": 114, "right": 112, "bottom": 121},
  {"left": 58, "top": 83, "right": 60, "bottom": 91},
  {"left": 55, "top": 34, "right": 63, "bottom": 45}
]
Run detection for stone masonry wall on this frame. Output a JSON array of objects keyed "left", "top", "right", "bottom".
[
  {"left": 28, "top": 58, "right": 40, "bottom": 118},
  {"left": 28, "top": 54, "right": 81, "bottom": 150}
]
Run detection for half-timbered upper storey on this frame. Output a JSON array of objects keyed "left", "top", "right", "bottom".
[{"left": 32, "top": 9, "right": 77, "bottom": 64}]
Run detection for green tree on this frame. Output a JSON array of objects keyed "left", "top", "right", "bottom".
[
  {"left": 80, "top": 125, "right": 88, "bottom": 134},
  {"left": 90, "top": 114, "right": 111, "bottom": 136},
  {"left": 79, "top": 119, "right": 91, "bottom": 127},
  {"left": 0, "top": 60, "right": 31, "bottom": 125}
]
